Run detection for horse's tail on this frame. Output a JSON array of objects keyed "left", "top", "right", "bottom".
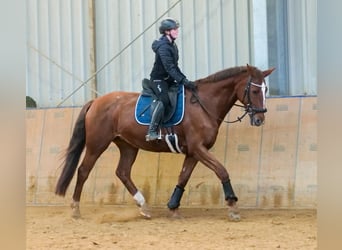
[{"left": 55, "top": 100, "right": 93, "bottom": 196}]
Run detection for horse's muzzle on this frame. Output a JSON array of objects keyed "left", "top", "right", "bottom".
[
  {"left": 250, "top": 115, "right": 264, "bottom": 126},
  {"left": 248, "top": 108, "right": 267, "bottom": 126}
]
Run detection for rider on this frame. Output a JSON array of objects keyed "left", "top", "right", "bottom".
[{"left": 146, "top": 17, "right": 196, "bottom": 141}]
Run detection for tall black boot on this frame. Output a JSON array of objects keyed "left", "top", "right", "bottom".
[{"left": 146, "top": 100, "right": 164, "bottom": 141}]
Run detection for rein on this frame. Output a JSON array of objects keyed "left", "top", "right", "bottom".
[
  {"left": 190, "top": 91, "right": 248, "bottom": 124},
  {"left": 189, "top": 77, "right": 267, "bottom": 124}
]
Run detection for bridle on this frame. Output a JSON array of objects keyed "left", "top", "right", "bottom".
[
  {"left": 231, "top": 77, "right": 268, "bottom": 123},
  {"left": 190, "top": 76, "right": 267, "bottom": 124}
]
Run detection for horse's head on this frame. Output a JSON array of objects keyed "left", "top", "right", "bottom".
[{"left": 237, "top": 64, "right": 275, "bottom": 126}]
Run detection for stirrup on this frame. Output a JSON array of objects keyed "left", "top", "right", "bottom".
[
  {"left": 145, "top": 130, "right": 161, "bottom": 141},
  {"left": 145, "top": 133, "right": 159, "bottom": 141}
]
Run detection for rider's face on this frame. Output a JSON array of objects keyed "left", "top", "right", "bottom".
[{"left": 168, "top": 28, "right": 179, "bottom": 40}]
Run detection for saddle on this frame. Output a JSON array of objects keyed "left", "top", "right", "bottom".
[{"left": 135, "top": 79, "right": 185, "bottom": 127}]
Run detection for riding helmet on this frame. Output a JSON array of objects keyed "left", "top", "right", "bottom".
[{"left": 159, "top": 18, "right": 180, "bottom": 34}]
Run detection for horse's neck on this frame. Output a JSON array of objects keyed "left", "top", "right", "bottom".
[{"left": 199, "top": 79, "right": 238, "bottom": 122}]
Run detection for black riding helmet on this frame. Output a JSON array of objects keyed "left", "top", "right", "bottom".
[{"left": 159, "top": 18, "right": 180, "bottom": 34}]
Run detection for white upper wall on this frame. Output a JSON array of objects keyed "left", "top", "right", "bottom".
[{"left": 26, "top": 0, "right": 317, "bottom": 108}]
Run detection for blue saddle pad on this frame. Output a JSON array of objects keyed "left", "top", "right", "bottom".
[{"left": 135, "top": 85, "right": 185, "bottom": 127}]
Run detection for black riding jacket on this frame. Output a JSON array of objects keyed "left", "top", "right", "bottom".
[{"left": 150, "top": 35, "right": 186, "bottom": 84}]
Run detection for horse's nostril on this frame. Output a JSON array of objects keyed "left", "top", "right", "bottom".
[{"left": 254, "top": 118, "right": 262, "bottom": 126}]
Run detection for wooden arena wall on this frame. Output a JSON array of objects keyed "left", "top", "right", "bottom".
[{"left": 26, "top": 96, "right": 317, "bottom": 208}]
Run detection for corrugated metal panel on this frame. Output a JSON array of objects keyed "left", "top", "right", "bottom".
[
  {"left": 26, "top": 0, "right": 93, "bottom": 107},
  {"left": 287, "top": 0, "right": 317, "bottom": 95},
  {"left": 94, "top": 0, "right": 252, "bottom": 95},
  {"left": 26, "top": 0, "right": 317, "bottom": 108},
  {"left": 27, "top": 0, "right": 252, "bottom": 107}
]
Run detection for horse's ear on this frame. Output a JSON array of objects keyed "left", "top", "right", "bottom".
[
  {"left": 246, "top": 64, "right": 253, "bottom": 74},
  {"left": 263, "top": 67, "right": 276, "bottom": 77}
]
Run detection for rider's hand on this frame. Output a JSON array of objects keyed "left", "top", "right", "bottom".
[{"left": 183, "top": 79, "right": 197, "bottom": 91}]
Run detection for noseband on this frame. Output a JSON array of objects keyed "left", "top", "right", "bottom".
[{"left": 226, "top": 77, "right": 267, "bottom": 123}]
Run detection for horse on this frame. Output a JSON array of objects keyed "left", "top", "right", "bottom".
[{"left": 55, "top": 64, "right": 275, "bottom": 221}]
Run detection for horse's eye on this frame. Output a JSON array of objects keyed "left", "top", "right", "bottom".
[{"left": 252, "top": 90, "right": 259, "bottom": 94}]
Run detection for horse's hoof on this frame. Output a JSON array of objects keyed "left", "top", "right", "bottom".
[
  {"left": 139, "top": 203, "right": 151, "bottom": 219},
  {"left": 72, "top": 210, "right": 81, "bottom": 219},
  {"left": 71, "top": 206, "right": 81, "bottom": 219},
  {"left": 71, "top": 201, "right": 81, "bottom": 219},
  {"left": 228, "top": 211, "right": 241, "bottom": 221},
  {"left": 169, "top": 209, "right": 183, "bottom": 219},
  {"left": 228, "top": 206, "right": 241, "bottom": 222}
]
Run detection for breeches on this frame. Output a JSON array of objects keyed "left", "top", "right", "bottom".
[{"left": 150, "top": 80, "right": 170, "bottom": 107}]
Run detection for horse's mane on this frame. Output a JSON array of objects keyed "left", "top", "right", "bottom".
[{"left": 197, "top": 66, "right": 248, "bottom": 83}]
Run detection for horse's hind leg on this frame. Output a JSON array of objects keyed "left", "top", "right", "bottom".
[
  {"left": 71, "top": 148, "right": 107, "bottom": 218},
  {"left": 114, "top": 140, "right": 151, "bottom": 218}
]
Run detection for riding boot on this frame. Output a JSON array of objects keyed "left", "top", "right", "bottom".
[{"left": 145, "top": 100, "right": 164, "bottom": 141}]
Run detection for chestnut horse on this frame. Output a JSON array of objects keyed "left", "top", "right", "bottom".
[{"left": 55, "top": 64, "right": 275, "bottom": 220}]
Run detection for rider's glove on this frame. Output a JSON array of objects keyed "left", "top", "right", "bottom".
[{"left": 182, "top": 79, "right": 197, "bottom": 91}]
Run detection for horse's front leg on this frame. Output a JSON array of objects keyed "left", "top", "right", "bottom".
[
  {"left": 222, "top": 180, "right": 240, "bottom": 221},
  {"left": 168, "top": 156, "right": 198, "bottom": 218},
  {"left": 194, "top": 147, "right": 240, "bottom": 221}
]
